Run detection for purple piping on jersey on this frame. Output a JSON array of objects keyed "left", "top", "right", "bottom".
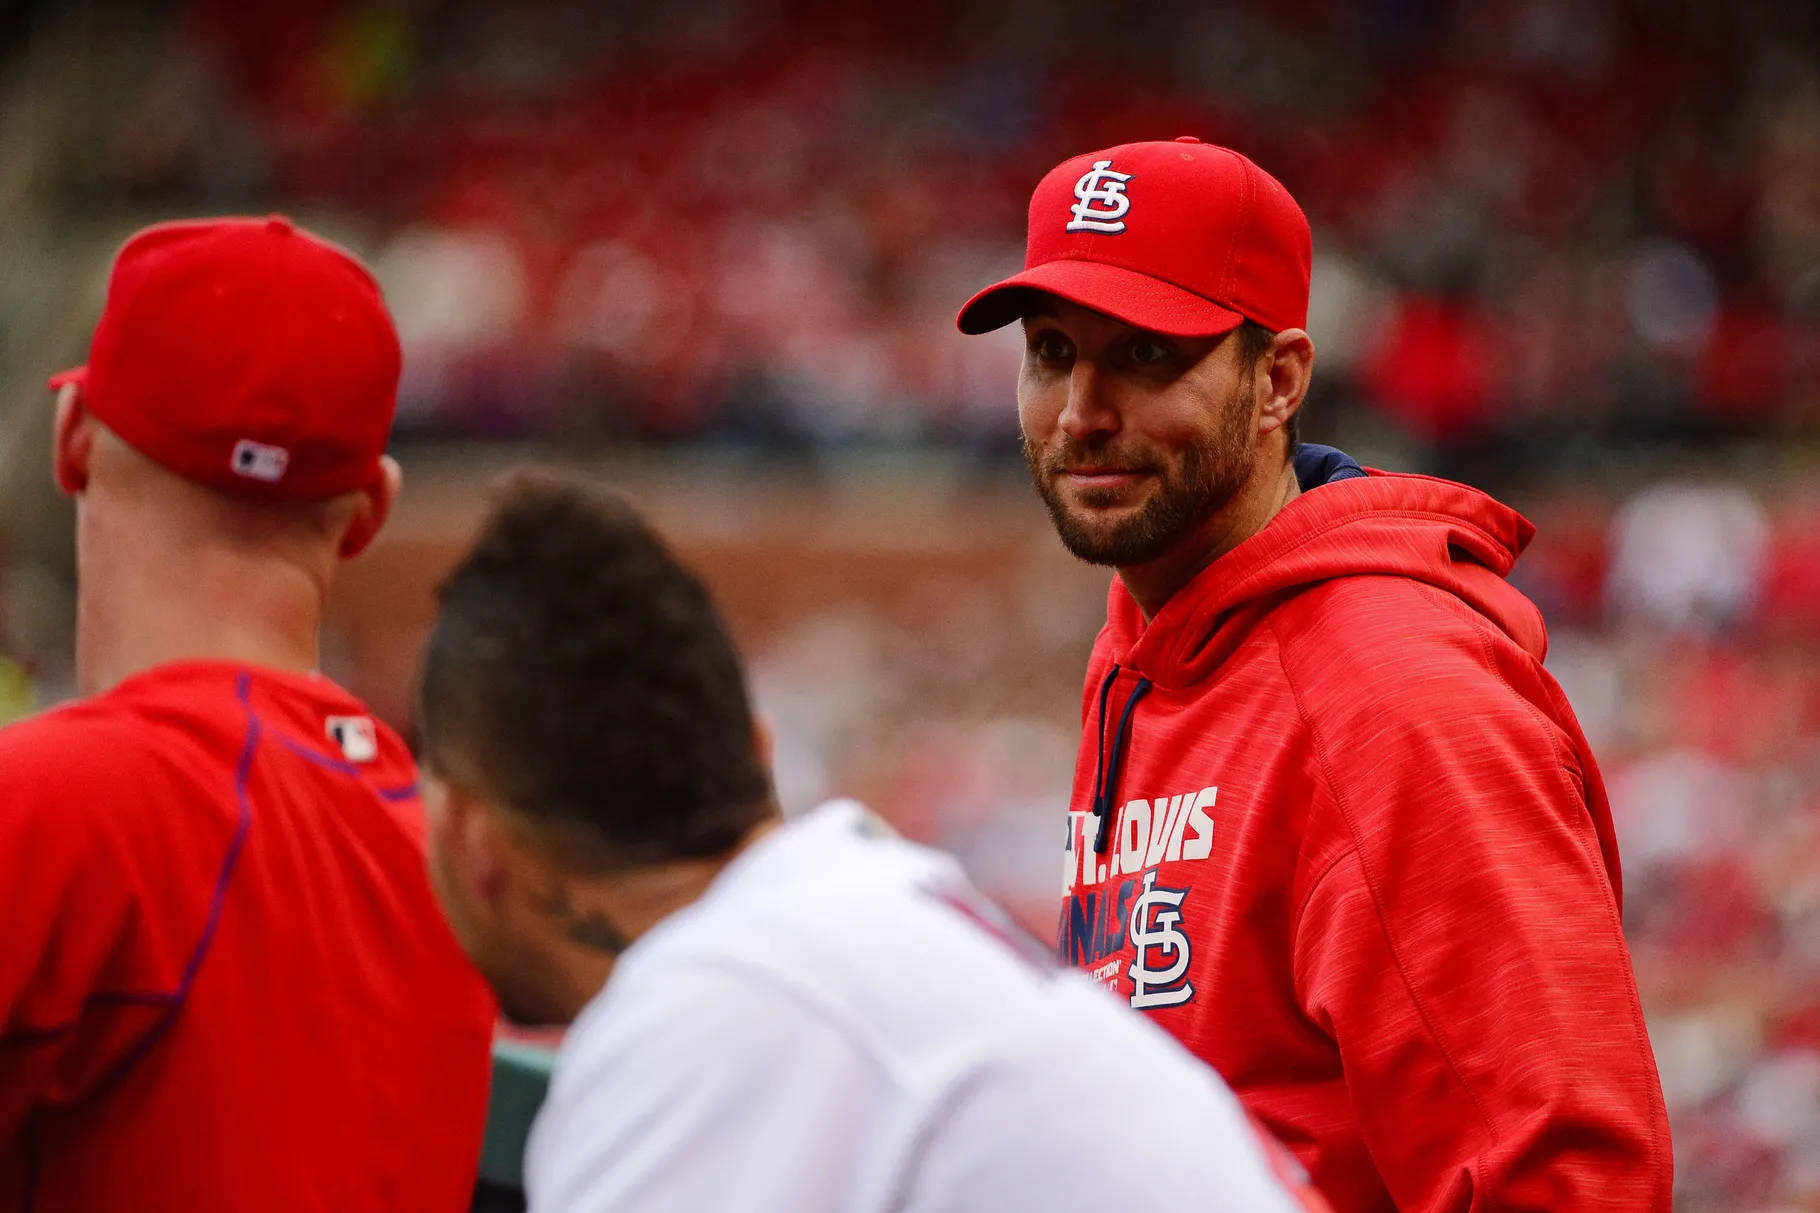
[
  {"left": 272, "top": 732, "right": 419, "bottom": 801},
  {"left": 1, "top": 677, "right": 261, "bottom": 1050},
  {"left": 85, "top": 672, "right": 258, "bottom": 1083},
  {"left": 3, "top": 701, "right": 419, "bottom": 1054},
  {"left": 16, "top": 671, "right": 259, "bottom": 1212}
]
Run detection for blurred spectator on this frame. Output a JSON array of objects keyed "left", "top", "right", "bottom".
[
  {"left": 10, "top": 0, "right": 1818, "bottom": 462},
  {"left": 1606, "top": 482, "right": 1771, "bottom": 634}
]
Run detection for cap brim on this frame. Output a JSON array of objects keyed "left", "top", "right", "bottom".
[
  {"left": 955, "top": 260, "right": 1245, "bottom": 338},
  {"left": 48, "top": 366, "right": 88, "bottom": 392}
]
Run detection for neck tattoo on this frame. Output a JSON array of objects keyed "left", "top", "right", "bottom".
[{"left": 536, "top": 880, "right": 631, "bottom": 956}]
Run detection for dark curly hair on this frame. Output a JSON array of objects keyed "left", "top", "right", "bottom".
[{"left": 418, "top": 471, "right": 773, "bottom": 872}]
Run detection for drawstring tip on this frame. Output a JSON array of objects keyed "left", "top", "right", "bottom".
[
  {"left": 1087, "top": 673, "right": 1151, "bottom": 858},
  {"left": 1091, "top": 803, "right": 1114, "bottom": 854}
]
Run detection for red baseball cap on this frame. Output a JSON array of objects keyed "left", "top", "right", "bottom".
[
  {"left": 956, "top": 137, "right": 1311, "bottom": 338},
  {"left": 49, "top": 215, "right": 402, "bottom": 501}
]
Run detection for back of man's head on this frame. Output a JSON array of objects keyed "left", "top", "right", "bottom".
[
  {"left": 418, "top": 473, "right": 774, "bottom": 872},
  {"left": 51, "top": 216, "right": 407, "bottom": 693},
  {"left": 53, "top": 214, "right": 401, "bottom": 521}
]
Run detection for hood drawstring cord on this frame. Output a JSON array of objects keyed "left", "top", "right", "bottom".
[
  {"left": 1090, "top": 667, "right": 1153, "bottom": 855},
  {"left": 1087, "top": 664, "right": 1120, "bottom": 833}
]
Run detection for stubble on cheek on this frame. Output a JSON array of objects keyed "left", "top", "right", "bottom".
[{"left": 1020, "top": 384, "right": 1255, "bottom": 568}]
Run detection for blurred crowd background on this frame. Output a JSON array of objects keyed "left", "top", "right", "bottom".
[{"left": 2, "top": 0, "right": 1819, "bottom": 1207}]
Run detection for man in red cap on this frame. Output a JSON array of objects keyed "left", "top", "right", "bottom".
[
  {"left": 0, "top": 217, "right": 495, "bottom": 1211},
  {"left": 958, "top": 140, "right": 1673, "bottom": 1210}
]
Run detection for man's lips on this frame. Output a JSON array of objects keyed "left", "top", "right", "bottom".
[{"left": 1062, "top": 466, "right": 1152, "bottom": 490}]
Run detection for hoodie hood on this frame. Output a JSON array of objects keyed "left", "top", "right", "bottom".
[{"left": 1107, "top": 446, "right": 1543, "bottom": 692}]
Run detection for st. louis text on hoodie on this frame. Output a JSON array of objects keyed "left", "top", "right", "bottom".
[{"left": 1059, "top": 448, "right": 1673, "bottom": 1211}]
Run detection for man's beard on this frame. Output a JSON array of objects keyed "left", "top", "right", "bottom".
[{"left": 1025, "top": 383, "right": 1255, "bottom": 568}]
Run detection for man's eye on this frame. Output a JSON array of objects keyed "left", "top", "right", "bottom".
[
  {"left": 1030, "top": 332, "right": 1073, "bottom": 361},
  {"left": 1129, "top": 339, "right": 1172, "bottom": 366}
]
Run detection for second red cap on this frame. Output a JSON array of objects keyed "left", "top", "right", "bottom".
[
  {"left": 956, "top": 139, "right": 1311, "bottom": 338},
  {"left": 50, "top": 215, "right": 402, "bottom": 501}
]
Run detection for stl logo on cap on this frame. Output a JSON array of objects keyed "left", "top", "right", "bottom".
[
  {"left": 1067, "top": 160, "right": 1134, "bottom": 234},
  {"left": 954, "top": 139, "right": 1311, "bottom": 338}
]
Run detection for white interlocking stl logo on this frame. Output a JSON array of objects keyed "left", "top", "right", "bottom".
[
  {"left": 1067, "top": 159, "right": 1134, "bottom": 234},
  {"left": 1127, "top": 869, "right": 1194, "bottom": 1010}
]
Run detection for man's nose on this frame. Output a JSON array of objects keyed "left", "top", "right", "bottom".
[{"left": 1058, "top": 361, "right": 1119, "bottom": 442}]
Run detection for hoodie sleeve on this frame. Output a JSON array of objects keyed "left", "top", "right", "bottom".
[{"left": 1284, "top": 624, "right": 1672, "bottom": 1212}]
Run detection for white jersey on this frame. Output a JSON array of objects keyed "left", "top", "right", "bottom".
[{"left": 525, "top": 801, "right": 1316, "bottom": 1213}]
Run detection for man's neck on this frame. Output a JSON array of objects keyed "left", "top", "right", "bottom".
[
  {"left": 75, "top": 533, "right": 328, "bottom": 696},
  {"left": 540, "top": 815, "right": 784, "bottom": 1022},
  {"left": 1117, "top": 456, "right": 1302, "bottom": 621}
]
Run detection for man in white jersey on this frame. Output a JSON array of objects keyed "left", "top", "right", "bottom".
[{"left": 414, "top": 472, "right": 1328, "bottom": 1213}]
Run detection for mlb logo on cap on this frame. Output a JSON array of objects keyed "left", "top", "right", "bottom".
[
  {"left": 232, "top": 439, "right": 291, "bottom": 484},
  {"left": 51, "top": 215, "right": 402, "bottom": 502}
]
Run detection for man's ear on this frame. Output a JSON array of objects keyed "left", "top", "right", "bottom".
[
  {"left": 426, "top": 770, "right": 511, "bottom": 909},
  {"left": 1255, "top": 329, "right": 1315, "bottom": 443},
  {"left": 52, "top": 381, "right": 96, "bottom": 496},
  {"left": 339, "top": 454, "right": 402, "bottom": 558}
]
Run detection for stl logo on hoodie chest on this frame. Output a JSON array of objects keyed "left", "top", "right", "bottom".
[{"left": 1057, "top": 787, "right": 1216, "bottom": 1008}]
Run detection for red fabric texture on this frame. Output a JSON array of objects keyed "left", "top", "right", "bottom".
[
  {"left": 1057, "top": 470, "right": 1672, "bottom": 1211},
  {"left": 0, "top": 661, "right": 494, "bottom": 1212}
]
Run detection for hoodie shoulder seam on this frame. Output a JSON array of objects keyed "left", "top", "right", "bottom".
[{"left": 1267, "top": 614, "right": 1501, "bottom": 1148}]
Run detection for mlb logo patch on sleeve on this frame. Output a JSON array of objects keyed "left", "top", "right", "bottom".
[{"left": 326, "top": 715, "right": 378, "bottom": 763}]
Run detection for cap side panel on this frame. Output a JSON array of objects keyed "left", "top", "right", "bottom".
[{"left": 1220, "top": 149, "right": 1254, "bottom": 314}]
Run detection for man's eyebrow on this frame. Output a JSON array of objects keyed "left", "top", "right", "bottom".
[{"left": 1020, "top": 307, "right": 1058, "bottom": 324}]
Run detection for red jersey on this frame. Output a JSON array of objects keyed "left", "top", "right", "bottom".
[
  {"left": 1058, "top": 454, "right": 1672, "bottom": 1211},
  {"left": 0, "top": 661, "right": 495, "bottom": 1212}
]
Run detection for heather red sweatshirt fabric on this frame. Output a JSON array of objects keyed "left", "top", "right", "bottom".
[{"left": 1057, "top": 464, "right": 1673, "bottom": 1211}]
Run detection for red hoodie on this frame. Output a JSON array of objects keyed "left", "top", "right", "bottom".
[{"left": 1057, "top": 454, "right": 1672, "bottom": 1211}]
